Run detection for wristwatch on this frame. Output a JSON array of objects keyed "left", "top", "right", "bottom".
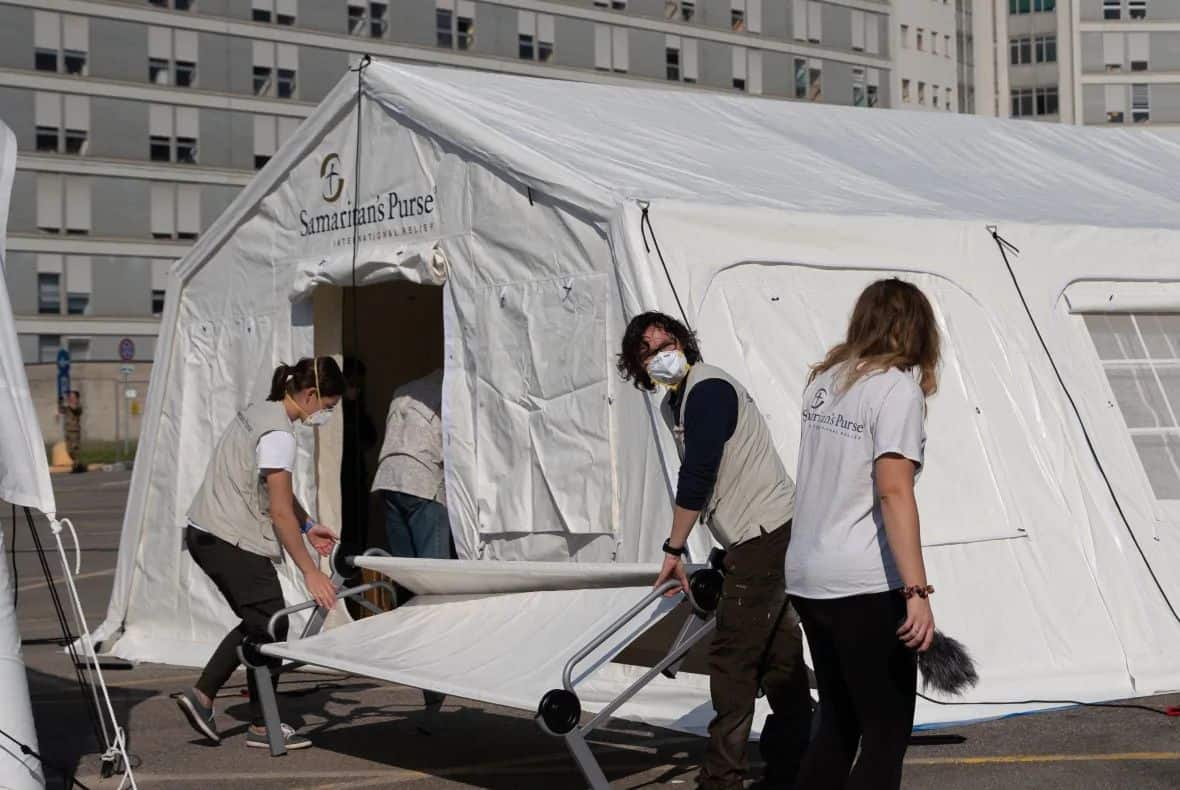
[{"left": 662, "top": 538, "right": 686, "bottom": 558}]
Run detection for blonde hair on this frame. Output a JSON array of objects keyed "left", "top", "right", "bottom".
[{"left": 810, "top": 278, "right": 941, "bottom": 397}]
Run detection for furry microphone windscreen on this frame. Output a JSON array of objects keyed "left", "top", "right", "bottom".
[{"left": 918, "top": 631, "right": 979, "bottom": 696}]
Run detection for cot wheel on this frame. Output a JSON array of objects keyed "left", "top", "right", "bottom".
[
  {"left": 689, "top": 568, "right": 724, "bottom": 613},
  {"left": 536, "top": 688, "right": 581, "bottom": 736}
]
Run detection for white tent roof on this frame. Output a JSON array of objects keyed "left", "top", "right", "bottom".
[{"left": 98, "top": 65, "right": 1180, "bottom": 733}]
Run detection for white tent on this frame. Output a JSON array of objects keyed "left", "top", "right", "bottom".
[
  {"left": 0, "top": 119, "right": 47, "bottom": 789},
  {"left": 96, "top": 63, "right": 1180, "bottom": 731}
]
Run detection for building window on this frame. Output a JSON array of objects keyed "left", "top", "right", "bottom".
[
  {"left": 1129, "top": 33, "right": 1149, "bottom": 71},
  {"left": 933, "top": 85, "right": 940, "bottom": 108},
  {"left": 148, "top": 27, "right": 197, "bottom": 89},
  {"left": 1084, "top": 314, "right": 1180, "bottom": 500},
  {"left": 1009, "top": 0, "right": 1031, "bottom": 13},
  {"left": 66, "top": 256, "right": 91, "bottom": 316},
  {"left": 1033, "top": 0, "right": 1055, "bottom": 10},
  {"left": 150, "top": 183, "right": 201, "bottom": 240},
  {"left": 902, "top": 77, "right": 911, "bottom": 102},
  {"left": 253, "top": 66, "right": 272, "bottom": 95},
  {"left": 151, "top": 0, "right": 194, "bottom": 8},
  {"left": 38, "top": 336, "right": 62, "bottom": 364},
  {"left": 1129, "top": 0, "right": 1147, "bottom": 18},
  {"left": 1036, "top": 86, "right": 1059, "bottom": 115},
  {"left": 1105, "top": 85, "right": 1126, "bottom": 122},
  {"left": 1010, "top": 37, "right": 1031, "bottom": 65},
  {"left": 149, "top": 104, "right": 199, "bottom": 164},
  {"left": 932, "top": 30, "right": 939, "bottom": 55},
  {"left": 35, "top": 94, "right": 88, "bottom": 156},
  {"left": 1010, "top": 88, "right": 1034, "bottom": 116},
  {"left": 794, "top": 1, "right": 821, "bottom": 44},
  {"left": 67, "top": 338, "right": 90, "bottom": 361},
  {"left": 277, "top": 68, "right": 296, "bottom": 99},
  {"left": 152, "top": 290, "right": 167, "bottom": 316},
  {"left": 35, "top": 13, "right": 88, "bottom": 76},
  {"left": 38, "top": 273, "right": 61, "bottom": 315},
  {"left": 666, "top": 39, "right": 680, "bottom": 80},
  {"left": 852, "top": 67, "right": 866, "bottom": 107},
  {"left": 1104, "top": 0, "right": 1121, "bottom": 19},
  {"left": 666, "top": 1, "right": 696, "bottom": 22},
  {"left": 867, "top": 69, "right": 880, "bottom": 107},
  {"left": 945, "top": 86, "right": 953, "bottom": 110},
  {"left": 437, "top": 1, "right": 475, "bottom": 50},
  {"left": 594, "top": 24, "right": 629, "bottom": 72},
  {"left": 518, "top": 12, "right": 554, "bottom": 62},
  {"left": 1104, "top": 32, "right": 1124, "bottom": 71},
  {"left": 918, "top": 80, "right": 926, "bottom": 105},
  {"left": 808, "top": 60, "right": 822, "bottom": 102},
  {"left": 852, "top": 11, "right": 865, "bottom": 52},
  {"left": 252, "top": 0, "right": 272, "bottom": 22},
  {"left": 253, "top": 42, "right": 296, "bottom": 98},
  {"left": 917, "top": 28, "right": 924, "bottom": 51},
  {"left": 1132, "top": 84, "right": 1149, "bottom": 122},
  {"left": 945, "top": 34, "right": 951, "bottom": 58},
  {"left": 593, "top": 0, "right": 627, "bottom": 8},
  {"left": 795, "top": 57, "right": 808, "bottom": 99},
  {"left": 1035, "top": 35, "right": 1057, "bottom": 63},
  {"left": 348, "top": 1, "right": 387, "bottom": 37},
  {"left": 731, "top": 0, "right": 760, "bottom": 33}
]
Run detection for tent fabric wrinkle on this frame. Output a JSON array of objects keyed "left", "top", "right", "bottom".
[{"left": 92, "top": 64, "right": 1180, "bottom": 737}]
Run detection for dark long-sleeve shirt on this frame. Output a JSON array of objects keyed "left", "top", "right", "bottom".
[{"left": 669, "top": 378, "right": 738, "bottom": 511}]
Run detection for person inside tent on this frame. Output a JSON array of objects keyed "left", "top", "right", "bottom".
[
  {"left": 787, "top": 279, "right": 938, "bottom": 790},
  {"left": 176, "top": 357, "right": 343, "bottom": 750},
  {"left": 617, "top": 313, "right": 812, "bottom": 790}
]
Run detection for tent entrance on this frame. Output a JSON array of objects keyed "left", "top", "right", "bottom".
[{"left": 333, "top": 281, "right": 445, "bottom": 551}]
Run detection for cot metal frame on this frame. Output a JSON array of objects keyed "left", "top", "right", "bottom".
[
  {"left": 245, "top": 547, "right": 724, "bottom": 786},
  {"left": 240, "top": 547, "right": 394, "bottom": 757},
  {"left": 535, "top": 564, "right": 724, "bottom": 789}
]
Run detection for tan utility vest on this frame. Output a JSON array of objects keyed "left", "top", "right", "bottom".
[
  {"left": 661, "top": 363, "right": 796, "bottom": 549},
  {"left": 188, "top": 400, "right": 294, "bottom": 560}
]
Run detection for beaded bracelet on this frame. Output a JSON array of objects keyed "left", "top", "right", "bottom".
[{"left": 902, "top": 584, "right": 935, "bottom": 600}]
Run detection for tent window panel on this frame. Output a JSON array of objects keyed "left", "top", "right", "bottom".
[
  {"left": 1085, "top": 312, "right": 1180, "bottom": 501},
  {"left": 473, "top": 274, "right": 612, "bottom": 537}
]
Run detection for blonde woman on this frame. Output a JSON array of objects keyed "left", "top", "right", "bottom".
[{"left": 786, "top": 279, "right": 940, "bottom": 790}]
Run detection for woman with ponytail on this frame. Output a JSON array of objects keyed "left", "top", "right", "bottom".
[{"left": 176, "top": 356, "right": 346, "bottom": 750}]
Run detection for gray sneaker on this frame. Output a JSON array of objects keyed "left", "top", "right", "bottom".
[
  {"left": 176, "top": 688, "right": 219, "bottom": 743},
  {"left": 246, "top": 723, "right": 311, "bottom": 750}
]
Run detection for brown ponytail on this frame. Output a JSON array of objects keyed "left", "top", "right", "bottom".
[{"left": 267, "top": 357, "right": 347, "bottom": 402}]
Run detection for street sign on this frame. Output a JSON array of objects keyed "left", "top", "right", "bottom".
[
  {"left": 119, "top": 364, "right": 135, "bottom": 377},
  {"left": 56, "top": 348, "right": 70, "bottom": 402},
  {"left": 118, "top": 337, "right": 135, "bottom": 362},
  {"left": 124, "top": 388, "right": 138, "bottom": 399}
]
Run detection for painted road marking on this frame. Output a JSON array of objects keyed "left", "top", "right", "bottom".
[{"left": 906, "top": 752, "right": 1180, "bottom": 765}]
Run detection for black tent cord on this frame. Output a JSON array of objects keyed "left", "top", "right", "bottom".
[
  {"left": 639, "top": 203, "right": 692, "bottom": 331},
  {"left": 987, "top": 226, "right": 1180, "bottom": 626},
  {"left": 346, "top": 55, "right": 369, "bottom": 548}
]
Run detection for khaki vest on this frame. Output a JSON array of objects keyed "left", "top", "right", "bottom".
[
  {"left": 188, "top": 400, "right": 295, "bottom": 560},
  {"left": 661, "top": 363, "right": 796, "bottom": 549}
]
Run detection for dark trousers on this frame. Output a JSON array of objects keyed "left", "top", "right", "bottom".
[
  {"left": 185, "top": 527, "right": 288, "bottom": 727},
  {"left": 700, "top": 523, "right": 813, "bottom": 790},
  {"left": 790, "top": 591, "right": 917, "bottom": 790},
  {"left": 381, "top": 490, "right": 452, "bottom": 559}
]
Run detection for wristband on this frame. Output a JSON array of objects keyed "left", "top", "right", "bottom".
[
  {"left": 661, "top": 538, "right": 686, "bottom": 558},
  {"left": 902, "top": 584, "right": 934, "bottom": 600},
  {"left": 301, "top": 518, "right": 314, "bottom": 535}
]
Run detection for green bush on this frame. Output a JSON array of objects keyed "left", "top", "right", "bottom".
[{"left": 47, "top": 440, "right": 138, "bottom": 466}]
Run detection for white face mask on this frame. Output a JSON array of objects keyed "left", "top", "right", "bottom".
[
  {"left": 647, "top": 349, "right": 690, "bottom": 386},
  {"left": 305, "top": 406, "right": 335, "bottom": 427}
]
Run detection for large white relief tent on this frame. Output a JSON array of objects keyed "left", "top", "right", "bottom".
[{"left": 94, "top": 63, "right": 1180, "bottom": 731}]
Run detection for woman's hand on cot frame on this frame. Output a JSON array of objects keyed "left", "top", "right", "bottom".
[
  {"left": 306, "top": 523, "right": 338, "bottom": 557},
  {"left": 875, "top": 453, "right": 935, "bottom": 652}
]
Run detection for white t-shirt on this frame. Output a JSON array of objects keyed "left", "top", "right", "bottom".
[
  {"left": 189, "top": 430, "right": 296, "bottom": 533},
  {"left": 786, "top": 364, "right": 926, "bottom": 599}
]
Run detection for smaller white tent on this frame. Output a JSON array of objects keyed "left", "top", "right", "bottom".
[
  {"left": 96, "top": 64, "right": 1180, "bottom": 735},
  {"left": 0, "top": 119, "right": 46, "bottom": 790}
]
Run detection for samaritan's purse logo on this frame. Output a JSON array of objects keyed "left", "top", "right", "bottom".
[
  {"left": 320, "top": 153, "right": 344, "bottom": 203},
  {"left": 810, "top": 387, "right": 828, "bottom": 410}
]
